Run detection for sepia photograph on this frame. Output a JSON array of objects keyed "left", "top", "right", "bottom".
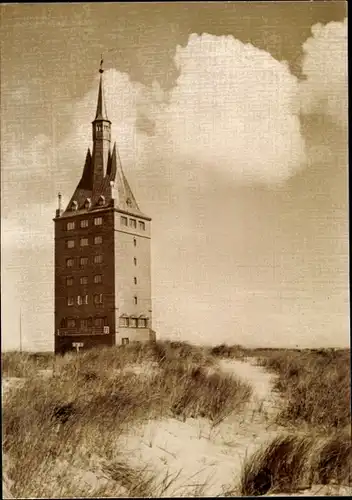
[{"left": 1, "top": 1, "right": 349, "bottom": 497}]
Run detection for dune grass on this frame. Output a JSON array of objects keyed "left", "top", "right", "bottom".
[
  {"left": 2, "top": 340, "right": 252, "bottom": 498},
  {"left": 256, "top": 348, "right": 350, "bottom": 430},
  {"left": 239, "top": 431, "right": 351, "bottom": 496}
]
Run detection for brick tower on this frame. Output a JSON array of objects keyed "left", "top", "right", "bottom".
[{"left": 54, "top": 61, "right": 154, "bottom": 355}]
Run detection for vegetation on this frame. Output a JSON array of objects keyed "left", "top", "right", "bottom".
[
  {"left": 239, "top": 431, "right": 351, "bottom": 496},
  {"left": 257, "top": 348, "right": 350, "bottom": 430},
  {"left": 2, "top": 341, "right": 252, "bottom": 498}
]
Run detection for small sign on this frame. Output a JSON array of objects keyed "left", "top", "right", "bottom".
[
  {"left": 72, "top": 342, "right": 84, "bottom": 352},
  {"left": 103, "top": 326, "right": 110, "bottom": 334}
]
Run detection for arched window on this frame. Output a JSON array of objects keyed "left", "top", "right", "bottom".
[{"left": 71, "top": 200, "right": 78, "bottom": 211}]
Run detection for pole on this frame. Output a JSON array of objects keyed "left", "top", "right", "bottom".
[{"left": 19, "top": 307, "right": 22, "bottom": 353}]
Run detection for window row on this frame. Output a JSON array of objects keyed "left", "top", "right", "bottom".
[
  {"left": 119, "top": 317, "right": 148, "bottom": 328},
  {"left": 120, "top": 216, "right": 145, "bottom": 231},
  {"left": 61, "top": 316, "right": 108, "bottom": 328},
  {"left": 67, "top": 217, "right": 103, "bottom": 231},
  {"left": 66, "top": 255, "right": 103, "bottom": 267},
  {"left": 67, "top": 294, "right": 103, "bottom": 306},
  {"left": 66, "top": 235, "right": 102, "bottom": 248},
  {"left": 66, "top": 275, "right": 102, "bottom": 286}
]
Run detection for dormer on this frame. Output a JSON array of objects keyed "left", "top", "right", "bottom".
[
  {"left": 71, "top": 200, "right": 78, "bottom": 211},
  {"left": 84, "top": 198, "right": 92, "bottom": 210},
  {"left": 97, "top": 195, "right": 105, "bottom": 207}
]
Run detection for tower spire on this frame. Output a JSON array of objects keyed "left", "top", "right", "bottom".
[{"left": 94, "top": 55, "right": 108, "bottom": 121}]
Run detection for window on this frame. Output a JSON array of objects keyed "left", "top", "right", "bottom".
[
  {"left": 80, "top": 276, "right": 88, "bottom": 285},
  {"left": 134, "top": 257, "right": 137, "bottom": 266},
  {"left": 133, "top": 238, "right": 137, "bottom": 247},
  {"left": 94, "top": 255, "right": 103, "bottom": 264},
  {"left": 139, "top": 221, "right": 145, "bottom": 231},
  {"left": 77, "top": 295, "right": 82, "bottom": 306},
  {"left": 80, "top": 319, "right": 88, "bottom": 329},
  {"left": 66, "top": 240, "right": 75, "bottom": 249},
  {"left": 67, "top": 297, "right": 74, "bottom": 306},
  {"left": 121, "top": 216, "right": 128, "bottom": 226},
  {"left": 84, "top": 295, "right": 88, "bottom": 304},
  {"left": 94, "top": 293, "right": 103, "bottom": 304},
  {"left": 94, "top": 235, "right": 102, "bottom": 245},
  {"left": 122, "top": 338, "right": 130, "bottom": 345},
  {"left": 138, "top": 318, "right": 147, "bottom": 328},
  {"left": 80, "top": 237, "right": 88, "bottom": 247},
  {"left": 88, "top": 317, "right": 93, "bottom": 327},
  {"left": 94, "top": 217, "right": 103, "bottom": 226},
  {"left": 77, "top": 295, "right": 88, "bottom": 305},
  {"left": 98, "top": 195, "right": 105, "bottom": 206},
  {"left": 134, "top": 296, "right": 138, "bottom": 305},
  {"left": 71, "top": 201, "right": 78, "bottom": 211},
  {"left": 66, "top": 277, "right": 73, "bottom": 287},
  {"left": 67, "top": 221, "right": 75, "bottom": 231},
  {"left": 66, "top": 258, "right": 74, "bottom": 268},
  {"left": 130, "top": 219, "right": 137, "bottom": 229},
  {"left": 67, "top": 318, "right": 76, "bottom": 328},
  {"left": 134, "top": 277, "right": 137, "bottom": 285},
  {"left": 94, "top": 274, "right": 102, "bottom": 284},
  {"left": 94, "top": 317, "right": 104, "bottom": 327},
  {"left": 129, "top": 318, "right": 137, "bottom": 328},
  {"left": 80, "top": 219, "right": 88, "bottom": 228},
  {"left": 80, "top": 256, "right": 88, "bottom": 267},
  {"left": 119, "top": 317, "right": 129, "bottom": 327}
]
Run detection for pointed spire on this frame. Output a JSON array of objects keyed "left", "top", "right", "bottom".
[{"left": 94, "top": 55, "right": 109, "bottom": 121}]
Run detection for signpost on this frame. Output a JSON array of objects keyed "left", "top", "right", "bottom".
[{"left": 72, "top": 342, "right": 84, "bottom": 353}]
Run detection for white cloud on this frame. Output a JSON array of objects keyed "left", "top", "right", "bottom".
[{"left": 300, "top": 18, "right": 347, "bottom": 128}]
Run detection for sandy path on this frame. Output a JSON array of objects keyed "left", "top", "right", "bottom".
[{"left": 118, "top": 358, "right": 281, "bottom": 497}]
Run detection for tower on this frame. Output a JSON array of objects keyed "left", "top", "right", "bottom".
[{"left": 53, "top": 61, "right": 154, "bottom": 355}]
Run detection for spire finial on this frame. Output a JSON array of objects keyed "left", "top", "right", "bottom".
[{"left": 99, "top": 54, "right": 104, "bottom": 74}]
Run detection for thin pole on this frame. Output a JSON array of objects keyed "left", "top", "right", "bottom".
[{"left": 19, "top": 307, "right": 22, "bottom": 353}]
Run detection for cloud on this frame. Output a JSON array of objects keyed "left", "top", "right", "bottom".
[
  {"left": 299, "top": 18, "right": 347, "bottom": 128},
  {"left": 147, "top": 33, "right": 307, "bottom": 186}
]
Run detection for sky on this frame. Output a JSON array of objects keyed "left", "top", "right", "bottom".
[{"left": 1, "top": 1, "right": 349, "bottom": 351}]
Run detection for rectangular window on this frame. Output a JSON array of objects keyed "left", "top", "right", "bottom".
[
  {"left": 94, "top": 293, "right": 103, "bottom": 304},
  {"left": 133, "top": 238, "right": 137, "bottom": 247},
  {"left": 67, "top": 222, "right": 75, "bottom": 231},
  {"left": 94, "top": 274, "right": 102, "bottom": 284},
  {"left": 67, "top": 318, "right": 76, "bottom": 328},
  {"left": 66, "top": 240, "right": 75, "bottom": 249},
  {"left": 134, "top": 277, "right": 137, "bottom": 285},
  {"left": 67, "top": 297, "right": 74, "bottom": 306},
  {"left": 80, "top": 219, "right": 88, "bottom": 228},
  {"left": 139, "top": 221, "right": 145, "bottom": 231},
  {"left": 80, "top": 256, "right": 88, "bottom": 267},
  {"left": 66, "top": 258, "right": 74, "bottom": 268},
  {"left": 94, "top": 217, "right": 103, "bottom": 226},
  {"left": 94, "top": 235, "right": 102, "bottom": 245},
  {"left": 130, "top": 218, "right": 137, "bottom": 229},
  {"left": 94, "top": 317, "right": 104, "bottom": 327},
  {"left": 80, "top": 319, "right": 88, "bottom": 329},
  {"left": 66, "top": 277, "right": 73, "bottom": 286},
  {"left": 119, "top": 317, "right": 129, "bottom": 327},
  {"left": 138, "top": 318, "right": 147, "bottom": 328},
  {"left": 77, "top": 295, "right": 82, "bottom": 305},
  {"left": 80, "top": 276, "right": 88, "bottom": 285},
  {"left": 121, "top": 216, "right": 128, "bottom": 226},
  {"left": 80, "top": 237, "right": 88, "bottom": 247},
  {"left": 129, "top": 318, "right": 137, "bottom": 328},
  {"left": 134, "top": 257, "right": 137, "bottom": 266},
  {"left": 122, "top": 337, "right": 130, "bottom": 345},
  {"left": 134, "top": 296, "right": 138, "bottom": 305},
  {"left": 94, "top": 255, "right": 103, "bottom": 264},
  {"left": 83, "top": 294, "right": 88, "bottom": 305}
]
